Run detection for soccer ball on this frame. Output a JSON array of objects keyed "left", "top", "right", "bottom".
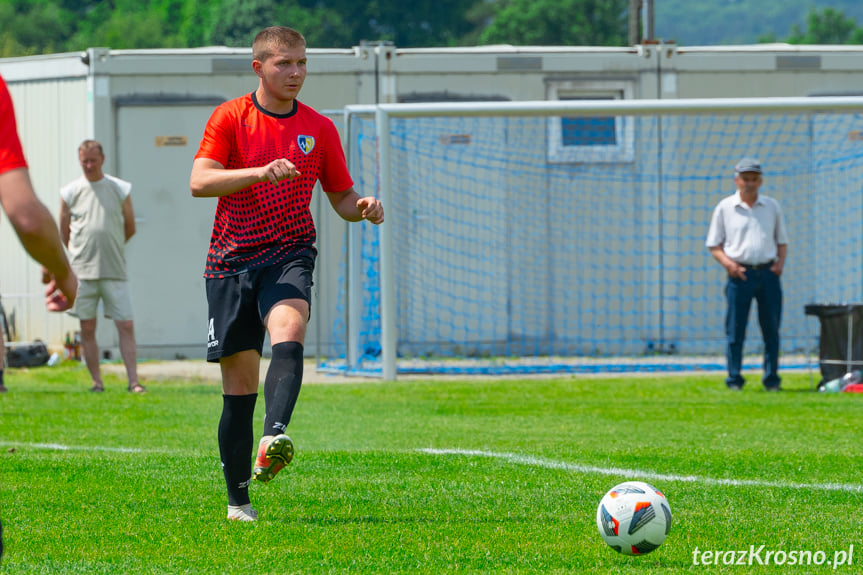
[{"left": 596, "top": 481, "right": 672, "bottom": 555}]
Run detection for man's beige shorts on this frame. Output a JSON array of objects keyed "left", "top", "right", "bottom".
[{"left": 71, "top": 279, "right": 134, "bottom": 321}]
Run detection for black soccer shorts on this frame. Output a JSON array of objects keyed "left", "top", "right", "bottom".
[{"left": 205, "top": 256, "right": 315, "bottom": 362}]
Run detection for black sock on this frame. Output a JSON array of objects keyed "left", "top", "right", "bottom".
[
  {"left": 263, "top": 342, "right": 304, "bottom": 437},
  {"left": 218, "top": 394, "right": 257, "bottom": 507}
]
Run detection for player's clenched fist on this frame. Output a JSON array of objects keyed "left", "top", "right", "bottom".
[
  {"left": 42, "top": 267, "right": 77, "bottom": 312},
  {"left": 259, "top": 158, "right": 301, "bottom": 184},
  {"left": 357, "top": 197, "right": 384, "bottom": 224}
]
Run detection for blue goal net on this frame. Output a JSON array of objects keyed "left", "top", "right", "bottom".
[{"left": 322, "top": 99, "right": 863, "bottom": 376}]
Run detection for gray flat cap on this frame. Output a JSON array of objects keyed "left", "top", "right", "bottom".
[{"left": 734, "top": 157, "right": 762, "bottom": 174}]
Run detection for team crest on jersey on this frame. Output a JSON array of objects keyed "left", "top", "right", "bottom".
[{"left": 297, "top": 135, "right": 315, "bottom": 154}]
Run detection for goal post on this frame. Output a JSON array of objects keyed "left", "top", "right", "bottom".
[{"left": 333, "top": 96, "right": 863, "bottom": 380}]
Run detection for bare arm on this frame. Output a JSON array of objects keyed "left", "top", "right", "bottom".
[
  {"left": 1, "top": 168, "right": 71, "bottom": 276},
  {"left": 771, "top": 244, "right": 787, "bottom": 277},
  {"left": 709, "top": 245, "right": 746, "bottom": 280},
  {"left": 326, "top": 187, "right": 384, "bottom": 224},
  {"left": 122, "top": 194, "right": 135, "bottom": 242},
  {"left": 59, "top": 198, "right": 70, "bottom": 246},
  {"left": 0, "top": 167, "right": 76, "bottom": 310},
  {"left": 190, "top": 157, "right": 301, "bottom": 198}
]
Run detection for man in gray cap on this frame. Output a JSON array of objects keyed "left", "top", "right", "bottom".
[{"left": 706, "top": 158, "right": 788, "bottom": 391}]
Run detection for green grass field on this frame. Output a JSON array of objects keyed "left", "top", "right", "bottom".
[{"left": 0, "top": 362, "right": 860, "bottom": 574}]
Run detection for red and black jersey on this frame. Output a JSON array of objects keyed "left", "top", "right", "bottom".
[
  {"left": 0, "top": 75, "right": 27, "bottom": 175},
  {"left": 195, "top": 92, "right": 353, "bottom": 278}
]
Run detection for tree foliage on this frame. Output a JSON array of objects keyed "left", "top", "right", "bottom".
[
  {"left": 658, "top": 0, "right": 863, "bottom": 45},
  {"left": 0, "top": 1, "right": 69, "bottom": 56},
  {"left": 0, "top": 0, "right": 636, "bottom": 57},
  {"left": 479, "top": 0, "right": 628, "bottom": 46},
  {"left": 208, "top": 0, "right": 278, "bottom": 48},
  {"left": 785, "top": 8, "right": 863, "bottom": 44},
  {"left": 7, "top": 0, "right": 863, "bottom": 56}
]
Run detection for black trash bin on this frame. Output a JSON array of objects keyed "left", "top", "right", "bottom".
[{"left": 804, "top": 303, "right": 863, "bottom": 383}]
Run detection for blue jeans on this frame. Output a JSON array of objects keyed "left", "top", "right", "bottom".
[{"left": 725, "top": 268, "right": 782, "bottom": 388}]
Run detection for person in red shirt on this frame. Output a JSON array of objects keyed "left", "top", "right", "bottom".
[
  {"left": 191, "top": 26, "right": 384, "bottom": 522},
  {"left": 0, "top": 73, "right": 77, "bottom": 560},
  {"left": 0, "top": 74, "right": 78, "bottom": 388}
]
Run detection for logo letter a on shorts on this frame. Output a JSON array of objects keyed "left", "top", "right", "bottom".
[{"left": 208, "top": 318, "right": 216, "bottom": 342}]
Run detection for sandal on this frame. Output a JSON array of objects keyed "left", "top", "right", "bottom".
[
  {"left": 128, "top": 383, "right": 146, "bottom": 394},
  {"left": 90, "top": 385, "right": 105, "bottom": 393}
]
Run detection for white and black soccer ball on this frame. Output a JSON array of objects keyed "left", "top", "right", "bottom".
[{"left": 596, "top": 481, "right": 672, "bottom": 556}]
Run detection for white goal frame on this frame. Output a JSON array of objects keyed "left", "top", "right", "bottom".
[{"left": 347, "top": 96, "right": 863, "bottom": 380}]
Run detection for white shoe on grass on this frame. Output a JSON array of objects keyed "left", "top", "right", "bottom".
[{"left": 227, "top": 504, "right": 258, "bottom": 522}]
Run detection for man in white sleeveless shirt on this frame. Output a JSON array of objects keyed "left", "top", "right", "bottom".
[{"left": 60, "top": 140, "right": 144, "bottom": 393}]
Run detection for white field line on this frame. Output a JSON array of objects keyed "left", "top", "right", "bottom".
[
  {"left": 0, "top": 441, "right": 146, "bottom": 454},
  {"left": 418, "top": 448, "right": 863, "bottom": 493},
  {"left": 7, "top": 441, "right": 861, "bottom": 493}
]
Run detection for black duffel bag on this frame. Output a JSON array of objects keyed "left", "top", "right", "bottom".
[{"left": 6, "top": 340, "right": 50, "bottom": 368}]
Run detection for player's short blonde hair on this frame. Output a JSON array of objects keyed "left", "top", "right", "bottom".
[
  {"left": 78, "top": 140, "right": 103, "bottom": 156},
  {"left": 253, "top": 27, "right": 306, "bottom": 63}
]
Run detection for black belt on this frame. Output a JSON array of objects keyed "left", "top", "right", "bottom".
[{"left": 740, "top": 261, "right": 774, "bottom": 271}]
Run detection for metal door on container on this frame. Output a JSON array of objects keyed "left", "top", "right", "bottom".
[{"left": 114, "top": 102, "right": 219, "bottom": 359}]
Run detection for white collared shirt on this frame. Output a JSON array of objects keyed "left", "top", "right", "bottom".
[{"left": 706, "top": 190, "right": 788, "bottom": 265}]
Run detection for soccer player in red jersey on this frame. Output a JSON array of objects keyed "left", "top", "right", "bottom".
[
  {"left": 190, "top": 27, "right": 384, "bottom": 522},
  {"left": 0, "top": 72, "right": 77, "bottom": 559},
  {"left": 0, "top": 76, "right": 76, "bottom": 313}
]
